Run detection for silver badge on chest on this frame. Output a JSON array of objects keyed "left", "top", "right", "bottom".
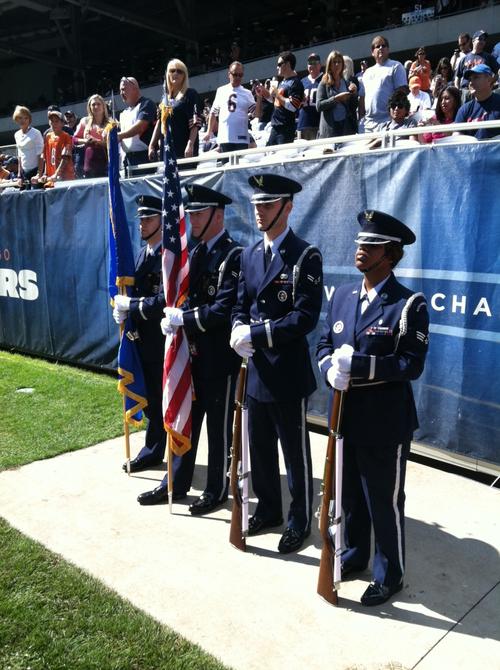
[
  {"left": 277, "top": 290, "right": 288, "bottom": 302},
  {"left": 333, "top": 320, "right": 344, "bottom": 334}
]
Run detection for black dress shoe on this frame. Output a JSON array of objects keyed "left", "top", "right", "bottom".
[
  {"left": 137, "top": 486, "right": 186, "bottom": 506},
  {"left": 189, "top": 492, "right": 227, "bottom": 516},
  {"left": 247, "top": 515, "right": 284, "bottom": 536},
  {"left": 360, "top": 581, "right": 403, "bottom": 606},
  {"left": 122, "top": 457, "right": 162, "bottom": 473},
  {"left": 341, "top": 562, "right": 368, "bottom": 579},
  {"left": 277, "top": 527, "right": 310, "bottom": 554}
]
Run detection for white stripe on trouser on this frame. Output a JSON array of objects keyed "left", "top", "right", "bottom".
[
  {"left": 218, "top": 375, "right": 232, "bottom": 501},
  {"left": 392, "top": 443, "right": 405, "bottom": 576},
  {"left": 300, "top": 398, "right": 310, "bottom": 529}
]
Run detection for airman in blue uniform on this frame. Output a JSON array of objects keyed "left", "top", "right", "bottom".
[
  {"left": 317, "top": 210, "right": 429, "bottom": 606},
  {"left": 231, "top": 174, "right": 323, "bottom": 553},
  {"left": 113, "top": 195, "right": 166, "bottom": 473},
  {"left": 137, "top": 184, "right": 242, "bottom": 513}
]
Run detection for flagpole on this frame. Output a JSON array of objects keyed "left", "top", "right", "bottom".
[
  {"left": 119, "top": 315, "right": 131, "bottom": 475},
  {"left": 168, "top": 433, "right": 173, "bottom": 513}
]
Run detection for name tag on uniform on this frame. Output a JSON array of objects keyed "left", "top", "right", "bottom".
[{"left": 365, "top": 326, "right": 393, "bottom": 336}]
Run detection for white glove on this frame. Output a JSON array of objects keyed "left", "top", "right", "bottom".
[
  {"left": 160, "top": 317, "right": 176, "bottom": 336},
  {"left": 326, "top": 363, "right": 350, "bottom": 391},
  {"left": 230, "top": 324, "right": 252, "bottom": 348},
  {"left": 163, "top": 307, "right": 184, "bottom": 327},
  {"left": 113, "top": 305, "right": 127, "bottom": 324},
  {"left": 233, "top": 340, "right": 254, "bottom": 359},
  {"left": 333, "top": 343, "right": 354, "bottom": 373},
  {"left": 114, "top": 294, "right": 131, "bottom": 312}
]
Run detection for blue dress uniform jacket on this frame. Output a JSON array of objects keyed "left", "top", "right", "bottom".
[
  {"left": 233, "top": 229, "right": 323, "bottom": 402},
  {"left": 317, "top": 273, "right": 428, "bottom": 444},
  {"left": 127, "top": 245, "right": 166, "bottom": 466},
  {"left": 232, "top": 228, "right": 323, "bottom": 532},
  {"left": 317, "top": 272, "right": 429, "bottom": 588},
  {"left": 182, "top": 232, "right": 242, "bottom": 380},
  {"left": 172, "top": 231, "right": 243, "bottom": 499}
]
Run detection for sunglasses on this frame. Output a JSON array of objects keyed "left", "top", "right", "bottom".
[
  {"left": 372, "top": 44, "right": 387, "bottom": 50},
  {"left": 277, "top": 61, "right": 285, "bottom": 67},
  {"left": 169, "top": 68, "right": 184, "bottom": 75},
  {"left": 391, "top": 103, "right": 407, "bottom": 109},
  {"left": 307, "top": 59, "right": 319, "bottom": 65},
  {"left": 230, "top": 71, "right": 244, "bottom": 77}
]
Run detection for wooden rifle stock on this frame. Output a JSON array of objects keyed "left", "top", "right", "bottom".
[
  {"left": 317, "top": 389, "right": 344, "bottom": 605},
  {"left": 229, "top": 360, "right": 248, "bottom": 551}
]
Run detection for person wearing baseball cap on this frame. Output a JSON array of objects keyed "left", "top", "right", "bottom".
[
  {"left": 455, "top": 29, "right": 498, "bottom": 97},
  {"left": 455, "top": 63, "right": 500, "bottom": 140},
  {"left": 297, "top": 53, "right": 323, "bottom": 140},
  {"left": 317, "top": 209, "right": 429, "bottom": 606}
]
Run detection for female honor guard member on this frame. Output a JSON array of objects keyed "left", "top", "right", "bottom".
[
  {"left": 231, "top": 174, "right": 323, "bottom": 554},
  {"left": 138, "top": 184, "right": 242, "bottom": 514},
  {"left": 317, "top": 210, "right": 429, "bottom": 606}
]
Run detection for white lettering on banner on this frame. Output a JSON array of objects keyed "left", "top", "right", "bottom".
[
  {"left": 0, "top": 269, "right": 38, "bottom": 300},
  {"left": 451, "top": 295, "right": 467, "bottom": 314},
  {"left": 473, "top": 297, "right": 492, "bottom": 317},
  {"left": 430, "top": 293, "right": 493, "bottom": 318}
]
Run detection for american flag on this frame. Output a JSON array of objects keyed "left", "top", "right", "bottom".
[{"left": 161, "top": 112, "right": 192, "bottom": 456}]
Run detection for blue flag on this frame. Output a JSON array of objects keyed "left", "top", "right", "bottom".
[{"left": 107, "top": 125, "right": 147, "bottom": 425}]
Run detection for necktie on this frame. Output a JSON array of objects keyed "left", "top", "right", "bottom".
[
  {"left": 264, "top": 245, "right": 272, "bottom": 271},
  {"left": 360, "top": 293, "right": 369, "bottom": 315}
]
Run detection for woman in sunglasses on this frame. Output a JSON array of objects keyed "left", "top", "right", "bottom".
[
  {"left": 73, "top": 94, "right": 111, "bottom": 178},
  {"left": 149, "top": 59, "right": 201, "bottom": 162},
  {"left": 409, "top": 47, "right": 432, "bottom": 93}
]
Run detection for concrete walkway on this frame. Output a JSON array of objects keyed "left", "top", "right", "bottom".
[{"left": 1, "top": 429, "right": 499, "bottom": 670}]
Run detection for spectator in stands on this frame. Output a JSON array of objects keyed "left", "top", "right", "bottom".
[
  {"left": 362, "top": 35, "right": 407, "bottom": 131},
  {"left": 255, "top": 50, "right": 304, "bottom": 146},
  {"left": 316, "top": 50, "right": 357, "bottom": 139},
  {"left": 408, "top": 76, "right": 432, "bottom": 114},
  {"left": 355, "top": 60, "right": 369, "bottom": 81},
  {"left": 63, "top": 110, "right": 79, "bottom": 135},
  {"left": 149, "top": 59, "right": 201, "bottom": 162},
  {"left": 367, "top": 91, "right": 418, "bottom": 148},
  {"left": 297, "top": 53, "right": 323, "bottom": 140},
  {"left": 344, "top": 55, "right": 365, "bottom": 134},
  {"left": 202, "top": 61, "right": 255, "bottom": 153},
  {"left": 492, "top": 40, "right": 500, "bottom": 66},
  {"left": 73, "top": 94, "right": 111, "bottom": 178},
  {"left": 64, "top": 109, "right": 83, "bottom": 177},
  {"left": 0, "top": 156, "right": 19, "bottom": 184},
  {"left": 455, "top": 31, "right": 498, "bottom": 101},
  {"left": 420, "top": 85, "right": 461, "bottom": 143},
  {"left": 12, "top": 105, "right": 44, "bottom": 185},
  {"left": 454, "top": 64, "right": 500, "bottom": 140},
  {"left": 117, "top": 76, "right": 157, "bottom": 171},
  {"left": 409, "top": 47, "right": 432, "bottom": 93},
  {"left": 32, "top": 110, "right": 75, "bottom": 186},
  {"left": 450, "top": 33, "right": 472, "bottom": 74},
  {"left": 430, "top": 58, "right": 454, "bottom": 102}
]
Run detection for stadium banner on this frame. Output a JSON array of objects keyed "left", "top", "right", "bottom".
[{"left": 0, "top": 143, "right": 498, "bottom": 465}]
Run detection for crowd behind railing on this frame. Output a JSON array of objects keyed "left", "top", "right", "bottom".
[{"left": 1, "top": 24, "right": 499, "bottom": 193}]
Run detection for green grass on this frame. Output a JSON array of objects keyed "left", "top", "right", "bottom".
[
  {"left": 0, "top": 351, "right": 130, "bottom": 470},
  {"left": 0, "top": 351, "right": 230, "bottom": 670},
  {"left": 0, "top": 518, "right": 228, "bottom": 670}
]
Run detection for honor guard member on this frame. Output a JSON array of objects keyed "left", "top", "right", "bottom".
[
  {"left": 231, "top": 174, "right": 323, "bottom": 553},
  {"left": 137, "top": 184, "right": 242, "bottom": 513},
  {"left": 113, "top": 195, "right": 166, "bottom": 472},
  {"left": 317, "top": 210, "right": 429, "bottom": 606}
]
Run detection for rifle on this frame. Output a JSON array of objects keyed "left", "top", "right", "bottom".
[
  {"left": 317, "top": 389, "right": 345, "bottom": 606},
  {"left": 229, "top": 359, "right": 249, "bottom": 551}
]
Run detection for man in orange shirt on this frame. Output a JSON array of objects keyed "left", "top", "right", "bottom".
[{"left": 32, "top": 110, "right": 75, "bottom": 186}]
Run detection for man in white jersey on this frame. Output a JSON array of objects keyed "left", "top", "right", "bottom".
[
  {"left": 202, "top": 61, "right": 256, "bottom": 153},
  {"left": 362, "top": 35, "right": 407, "bottom": 132}
]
